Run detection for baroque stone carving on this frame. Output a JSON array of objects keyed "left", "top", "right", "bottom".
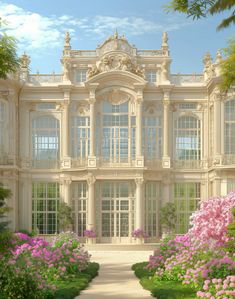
[
  {"left": 87, "top": 53, "right": 145, "bottom": 79},
  {"left": 203, "top": 52, "right": 215, "bottom": 81}
]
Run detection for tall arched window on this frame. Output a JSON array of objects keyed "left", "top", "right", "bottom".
[
  {"left": 71, "top": 116, "right": 90, "bottom": 161},
  {"left": 0, "top": 100, "right": 6, "bottom": 155},
  {"left": 224, "top": 99, "right": 235, "bottom": 154},
  {"left": 143, "top": 115, "right": 162, "bottom": 161},
  {"left": 32, "top": 116, "right": 60, "bottom": 168},
  {"left": 175, "top": 116, "right": 201, "bottom": 161},
  {"left": 100, "top": 100, "right": 135, "bottom": 163}
]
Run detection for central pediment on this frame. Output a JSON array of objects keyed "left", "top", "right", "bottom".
[{"left": 96, "top": 31, "right": 137, "bottom": 57}]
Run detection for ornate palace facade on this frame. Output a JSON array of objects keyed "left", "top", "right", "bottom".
[{"left": 0, "top": 32, "right": 234, "bottom": 243}]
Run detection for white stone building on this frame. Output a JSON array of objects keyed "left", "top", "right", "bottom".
[{"left": 0, "top": 31, "right": 234, "bottom": 243}]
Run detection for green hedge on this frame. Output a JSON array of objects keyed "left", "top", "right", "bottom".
[
  {"left": 53, "top": 262, "right": 99, "bottom": 299},
  {"left": 132, "top": 262, "right": 196, "bottom": 299}
]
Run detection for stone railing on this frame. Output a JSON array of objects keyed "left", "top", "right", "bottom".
[
  {"left": 171, "top": 74, "right": 204, "bottom": 85},
  {"left": 0, "top": 155, "right": 14, "bottom": 166},
  {"left": 32, "top": 159, "right": 60, "bottom": 169},
  {"left": 222, "top": 154, "right": 235, "bottom": 165},
  {"left": 174, "top": 160, "right": 202, "bottom": 169},
  {"left": 71, "top": 158, "right": 88, "bottom": 168},
  {"left": 70, "top": 50, "right": 97, "bottom": 57},
  {"left": 28, "top": 74, "right": 63, "bottom": 84},
  {"left": 145, "top": 159, "right": 162, "bottom": 169},
  {"left": 97, "top": 157, "right": 135, "bottom": 167},
  {"left": 137, "top": 50, "right": 164, "bottom": 56}
]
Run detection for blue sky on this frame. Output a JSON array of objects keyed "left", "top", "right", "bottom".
[{"left": 0, "top": 0, "right": 234, "bottom": 74}]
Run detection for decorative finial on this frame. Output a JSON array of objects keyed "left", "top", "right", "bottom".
[
  {"left": 161, "top": 32, "right": 169, "bottom": 56},
  {"left": 20, "top": 52, "right": 30, "bottom": 69},
  {"left": 114, "top": 28, "right": 118, "bottom": 39},
  {"left": 162, "top": 32, "right": 168, "bottom": 46},
  {"left": 215, "top": 49, "right": 222, "bottom": 64},
  {"left": 64, "top": 31, "right": 71, "bottom": 50},
  {"left": 203, "top": 52, "right": 212, "bottom": 66}
]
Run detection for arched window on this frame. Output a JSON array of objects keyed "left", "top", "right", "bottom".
[
  {"left": 224, "top": 99, "right": 235, "bottom": 154},
  {"left": 71, "top": 116, "right": 90, "bottom": 160},
  {"left": 100, "top": 100, "right": 135, "bottom": 163},
  {"left": 143, "top": 115, "right": 162, "bottom": 161},
  {"left": 32, "top": 116, "right": 60, "bottom": 168},
  {"left": 175, "top": 115, "right": 201, "bottom": 160},
  {"left": 0, "top": 100, "right": 6, "bottom": 155}
]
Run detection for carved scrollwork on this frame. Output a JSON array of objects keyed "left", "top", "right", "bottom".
[{"left": 87, "top": 53, "right": 145, "bottom": 79}]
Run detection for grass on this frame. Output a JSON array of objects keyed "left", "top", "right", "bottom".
[
  {"left": 132, "top": 262, "right": 196, "bottom": 299},
  {"left": 0, "top": 262, "right": 99, "bottom": 299},
  {"left": 53, "top": 262, "right": 99, "bottom": 299}
]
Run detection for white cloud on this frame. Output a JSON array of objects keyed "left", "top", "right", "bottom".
[{"left": 0, "top": 1, "right": 192, "bottom": 53}]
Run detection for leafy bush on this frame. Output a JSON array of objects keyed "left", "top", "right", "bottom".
[{"left": 188, "top": 191, "right": 235, "bottom": 249}]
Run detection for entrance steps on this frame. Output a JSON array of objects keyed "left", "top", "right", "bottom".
[{"left": 83, "top": 243, "right": 159, "bottom": 251}]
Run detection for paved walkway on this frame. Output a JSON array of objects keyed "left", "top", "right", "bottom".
[{"left": 76, "top": 251, "right": 153, "bottom": 299}]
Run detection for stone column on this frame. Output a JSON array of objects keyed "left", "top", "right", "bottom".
[
  {"left": 135, "top": 177, "right": 144, "bottom": 229},
  {"left": 136, "top": 97, "right": 143, "bottom": 157},
  {"left": 89, "top": 97, "right": 96, "bottom": 157},
  {"left": 87, "top": 175, "right": 96, "bottom": 232},
  {"left": 162, "top": 92, "right": 171, "bottom": 168},
  {"left": 213, "top": 90, "right": 222, "bottom": 165},
  {"left": 86, "top": 83, "right": 99, "bottom": 168},
  {"left": 63, "top": 179, "right": 71, "bottom": 206},
  {"left": 213, "top": 176, "right": 221, "bottom": 196},
  {"left": 134, "top": 83, "right": 145, "bottom": 167},
  {"left": 61, "top": 91, "right": 71, "bottom": 168}
]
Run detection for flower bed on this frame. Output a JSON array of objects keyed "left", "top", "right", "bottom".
[
  {"left": 0, "top": 231, "right": 99, "bottom": 299},
  {"left": 133, "top": 191, "right": 235, "bottom": 299}
]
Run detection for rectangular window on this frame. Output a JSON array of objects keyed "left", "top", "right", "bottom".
[
  {"left": 145, "top": 70, "right": 156, "bottom": 83},
  {"left": 227, "top": 180, "right": 235, "bottom": 193},
  {"left": 36, "top": 103, "right": 56, "bottom": 110},
  {"left": 75, "top": 70, "right": 87, "bottom": 83},
  {"left": 72, "top": 182, "right": 87, "bottom": 237},
  {"left": 174, "top": 182, "right": 200, "bottom": 234},
  {"left": 32, "top": 182, "right": 60, "bottom": 234},
  {"left": 178, "top": 103, "right": 197, "bottom": 110},
  {"left": 145, "top": 182, "right": 161, "bottom": 237},
  {"left": 71, "top": 116, "right": 90, "bottom": 159}
]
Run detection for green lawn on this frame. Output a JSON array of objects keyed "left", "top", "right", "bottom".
[
  {"left": 0, "top": 262, "right": 99, "bottom": 299},
  {"left": 53, "top": 262, "right": 99, "bottom": 299},
  {"left": 132, "top": 262, "right": 196, "bottom": 299}
]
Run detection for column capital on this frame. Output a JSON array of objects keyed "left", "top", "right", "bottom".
[
  {"left": 136, "top": 96, "right": 143, "bottom": 104},
  {"left": 87, "top": 174, "right": 96, "bottom": 186},
  {"left": 163, "top": 90, "right": 170, "bottom": 100},
  {"left": 88, "top": 97, "right": 96, "bottom": 105},
  {"left": 163, "top": 99, "right": 170, "bottom": 107},
  {"left": 135, "top": 177, "right": 144, "bottom": 186},
  {"left": 60, "top": 177, "right": 72, "bottom": 185}
]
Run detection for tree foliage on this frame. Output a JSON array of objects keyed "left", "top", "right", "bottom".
[
  {"left": 0, "top": 18, "right": 20, "bottom": 79},
  {"left": 160, "top": 202, "right": 177, "bottom": 233},
  {"left": 0, "top": 183, "right": 11, "bottom": 232},
  {"left": 57, "top": 202, "right": 73, "bottom": 232},
  {"left": 165, "top": 0, "right": 235, "bottom": 30},
  {"left": 220, "top": 38, "right": 235, "bottom": 91}
]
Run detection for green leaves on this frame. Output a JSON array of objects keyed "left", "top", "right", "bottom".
[
  {"left": 0, "top": 25, "right": 20, "bottom": 79},
  {"left": 220, "top": 39, "right": 235, "bottom": 91},
  {"left": 165, "top": 0, "right": 235, "bottom": 30}
]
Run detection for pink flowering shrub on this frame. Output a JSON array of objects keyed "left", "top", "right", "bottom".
[
  {"left": 188, "top": 191, "right": 235, "bottom": 249},
  {"left": 83, "top": 229, "right": 96, "bottom": 238},
  {"left": 196, "top": 276, "right": 235, "bottom": 299},
  {"left": 147, "top": 235, "right": 191, "bottom": 270},
  {"left": 0, "top": 231, "right": 91, "bottom": 298},
  {"left": 132, "top": 229, "right": 149, "bottom": 239}
]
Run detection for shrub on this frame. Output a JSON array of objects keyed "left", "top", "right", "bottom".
[{"left": 188, "top": 191, "right": 235, "bottom": 249}]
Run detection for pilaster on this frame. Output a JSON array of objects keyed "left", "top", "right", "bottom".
[
  {"left": 135, "top": 177, "right": 144, "bottom": 230},
  {"left": 87, "top": 174, "right": 96, "bottom": 232},
  {"left": 213, "top": 89, "right": 222, "bottom": 165},
  {"left": 162, "top": 91, "right": 171, "bottom": 168},
  {"left": 61, "top": 90, "right": 71, "bottom": 169},
  {"left": 86, "top": 83, "right": 99, "bottom": 168}
]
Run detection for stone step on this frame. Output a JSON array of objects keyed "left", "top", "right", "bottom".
[{"left": 83, "top": 243, "right": 160, "bottom": 251}]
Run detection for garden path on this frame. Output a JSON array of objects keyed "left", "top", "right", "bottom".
[{"left": 76, "top": 250, "right": 153, "bottom": 299}]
